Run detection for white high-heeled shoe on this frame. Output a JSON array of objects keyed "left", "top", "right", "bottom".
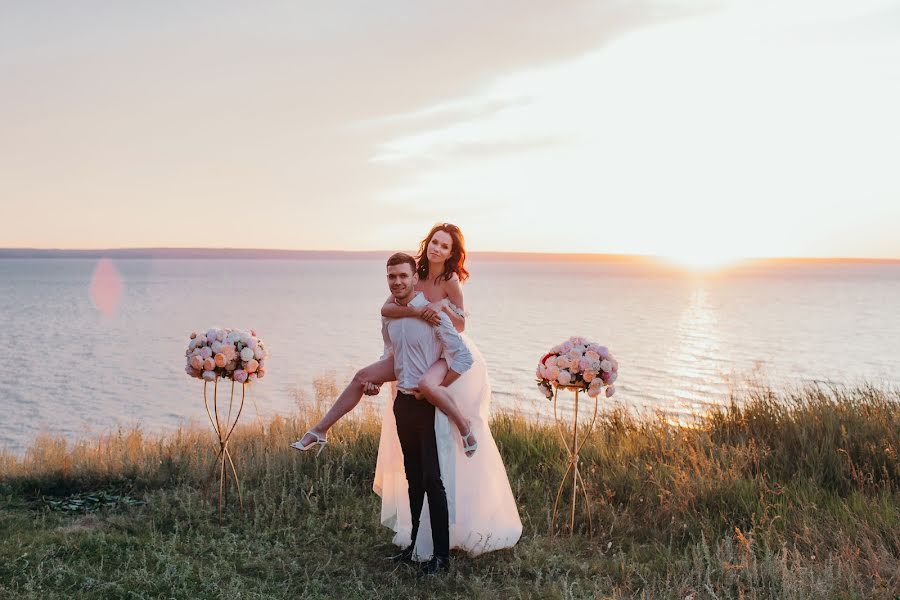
[
  {"left": 290, "top": 430, "right": 328, "bottom": 456},
  {"left": 461, "top": 427, "right": 478, "bottom": 458}
]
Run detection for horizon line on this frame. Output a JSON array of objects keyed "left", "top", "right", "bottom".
[{"left": 1, "top": 247, "right": 899, "bottom": 264}]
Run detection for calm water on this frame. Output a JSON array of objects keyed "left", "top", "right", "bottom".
[{"left": 2, "top": 257, "right": 898, "bottom": 455}]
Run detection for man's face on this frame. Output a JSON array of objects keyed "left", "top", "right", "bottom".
[{"left": 387, "top": 263, "right": 418, "bottom": 302}]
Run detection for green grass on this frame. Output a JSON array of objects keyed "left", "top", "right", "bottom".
[{"left": 0, "top": 383, "right": 898, "bottom": 599}]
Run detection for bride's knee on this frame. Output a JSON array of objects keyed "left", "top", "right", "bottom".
[{"left": 351, "top": 369, "right": 369, "bottom": 387}]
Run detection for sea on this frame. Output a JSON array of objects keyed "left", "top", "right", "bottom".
[{"left": 2, "top": 254, "right": 898, "bottom": 455}]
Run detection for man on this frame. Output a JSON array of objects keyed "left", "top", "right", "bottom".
[{"left": 377, "top": 252, "right": 472, "bottom": 575}]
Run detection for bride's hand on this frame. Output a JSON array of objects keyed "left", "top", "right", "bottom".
[{"left": 415, "top": 304, "right": 442, "bottom": 326}]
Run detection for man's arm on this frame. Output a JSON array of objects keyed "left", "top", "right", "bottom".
[
  {"left": 379, "top": 317, "right": 393, "bottom": 361},
  {"left": 433, "top": 313, "right": 473, "bottom": 378}
]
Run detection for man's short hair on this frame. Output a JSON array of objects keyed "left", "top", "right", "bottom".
[{"left": 386, "top": 252, "right": 417, "bottom": 273}]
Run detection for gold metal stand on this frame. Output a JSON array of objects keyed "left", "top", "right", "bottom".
[
  {"left": 202, "top": 378, "right": 246, "bottom": 521},
  {"left": 549, "top": 385, "right": 599, "bottom": 536}
]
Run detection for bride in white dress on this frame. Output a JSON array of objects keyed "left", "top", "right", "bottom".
[{"left": 292, "top": 223, "right": 522, "bottom": 558}]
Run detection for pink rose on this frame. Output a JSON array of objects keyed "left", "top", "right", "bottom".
[
  {"left": 600, "top": 360, "right": 612, "bottom": 373},
  {"left": 185, "top": 365, "right": 200, "bottom": 378},
  {"left": 557, "top": 370, "right": 572, "bottom": 386},
  {"left": 233, "top": 369, "right": 248, "bottom": 383},
  {"left": 584, "top": 351, "right": 600, "bottom": 363},
  {"left": 583, "top": 370, "right": 595, "bottom": 383},
  {"left": 597, "top": 346, "right": 610, "bottom": 360},
  {"left": 556, "top": 356, "right": 570, "bottom": 369},
  {"left": 200, "top": 347, "right": 213, "bottom": 359},
  {"left": 545, "top": 365, "right": 560, "bottom": 381},
  {"left": 245, "top": 359, "right": 259, "bottom": 373},
  {"left": 190, "top": 356, "right": 204, "bottom": 370},
  {"left": 203, "top": 357, "right": 215, "bottom": 371},
  {"left": 544, "top": 355, "right": 558, "bottom": 368},
  {"left": 608, "top": 372, "right": 618, "bottom": 384},
  {"left": 214, "top": 353, "right": 227, "bottom": 368},
  {"left": 256, "top": 368, "right": 266, "bottom": 379},
  {"left": 587, "top": 386, "right": 601, "bottom": 398},
  {"left": 247, "top": 337, "right": 258, "bottom": 349},
  {"left": 605, "top": 385, "right": 616, "bottom": 397},
  {"left": 220, "top": 344, "right": 237, "bottom": 362}
]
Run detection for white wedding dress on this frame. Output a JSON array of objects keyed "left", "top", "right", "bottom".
[{"left": 373, "top": 334, "right": 523, "bottom": 559}]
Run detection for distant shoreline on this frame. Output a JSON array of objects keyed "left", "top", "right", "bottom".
[{"left": 1, "top": 247, "right": 898, "bottom": 264}]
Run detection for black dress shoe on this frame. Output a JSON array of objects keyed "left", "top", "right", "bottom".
[
  {"left": 420, "top": 556, "right": 450, "bottom": 576},
  {"left": 385, "top": 546, "right": 415, "bottom": 564}
]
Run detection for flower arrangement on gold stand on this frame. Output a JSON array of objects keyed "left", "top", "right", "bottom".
[
  {"left": 536, "top": 336, "right": 619, "bottom": 536},
  {"left": 185, "top": 327, "right": 268, "bottom": 520}
]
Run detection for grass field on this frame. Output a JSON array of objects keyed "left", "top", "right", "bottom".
[{"left": 1, "top": 382, "right": 897, "bottom": 599}]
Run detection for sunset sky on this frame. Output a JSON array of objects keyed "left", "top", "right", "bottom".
[{"left": 2, "top": 0, "right": 899, "bottom": 262}]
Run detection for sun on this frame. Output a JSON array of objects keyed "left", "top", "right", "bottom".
[{"left": 662, "top": 250, "right": 745, "bottom": 273}]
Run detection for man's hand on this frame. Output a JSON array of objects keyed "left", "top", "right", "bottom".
[
  {"left": 362, "top": 382, "right": 381, "bottom": 396},
  {"left": 414, "top": 304, "right": 442, "bottom": 326}
]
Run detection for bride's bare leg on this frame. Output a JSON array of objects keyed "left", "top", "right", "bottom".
[
  {"left": 417, "top": 359, "right": 477, "bottom": 455},
  {"left": 296, "top": 357, "right": 395, "bottom": 447}
]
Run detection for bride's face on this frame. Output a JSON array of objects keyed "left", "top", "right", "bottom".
[{"left": 426, "top": 230, "right": 453, "bottom": 264}]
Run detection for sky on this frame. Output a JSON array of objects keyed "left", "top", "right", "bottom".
[{"left": 2, "top": 0, "right": 899, "bottom": 263}]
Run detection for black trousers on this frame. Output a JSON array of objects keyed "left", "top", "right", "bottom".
[{"left": 393, "top": 391, "right": 450, "bottom": 559}]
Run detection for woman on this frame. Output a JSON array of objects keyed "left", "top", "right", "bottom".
[
  {"left": 294, "top": 223, "right": 522, "bottom": 557},
  {"left": 292, "top": 223, "right": 476, "bottom": 455}
]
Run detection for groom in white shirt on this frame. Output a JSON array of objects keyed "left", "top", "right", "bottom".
[{"left": 378, "top": 252, "right": 473, "bottom": 575}]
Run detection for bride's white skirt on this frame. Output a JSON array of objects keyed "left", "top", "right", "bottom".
[{"left": 372, "top": 337, "right": 523, "bottom": 559}]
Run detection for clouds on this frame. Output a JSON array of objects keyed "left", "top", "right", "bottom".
[{"left": 371, "top": 0, "right": 900, "bottom": 258}]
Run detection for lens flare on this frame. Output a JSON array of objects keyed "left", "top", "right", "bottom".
[{"left": 89, "top": 258, "right": 123, "bottom": 316}]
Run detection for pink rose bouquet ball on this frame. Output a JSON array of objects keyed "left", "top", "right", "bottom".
[
  {"left": 185, "top": 328, "right": 268, "bottom": 384},
  {"left": 536, "top": 336, "right": 618, "bottom": 400}
]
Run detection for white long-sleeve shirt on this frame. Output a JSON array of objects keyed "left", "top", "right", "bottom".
[{"left": 381, "top": 292, "right": 473, "bottom": 390}]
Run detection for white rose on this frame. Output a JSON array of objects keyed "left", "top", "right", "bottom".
[
  {"left": 240, "top": 347, "right": 254, "bottom": 362},
  {"left": 557, "top": 370, "right": 572, "bottom": 386},
  {"left": 600, "top": 360, "right": 612, "bottom": 373},
  {"left": 202, "top": 370, "right": 217, "bottom": 381}
]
